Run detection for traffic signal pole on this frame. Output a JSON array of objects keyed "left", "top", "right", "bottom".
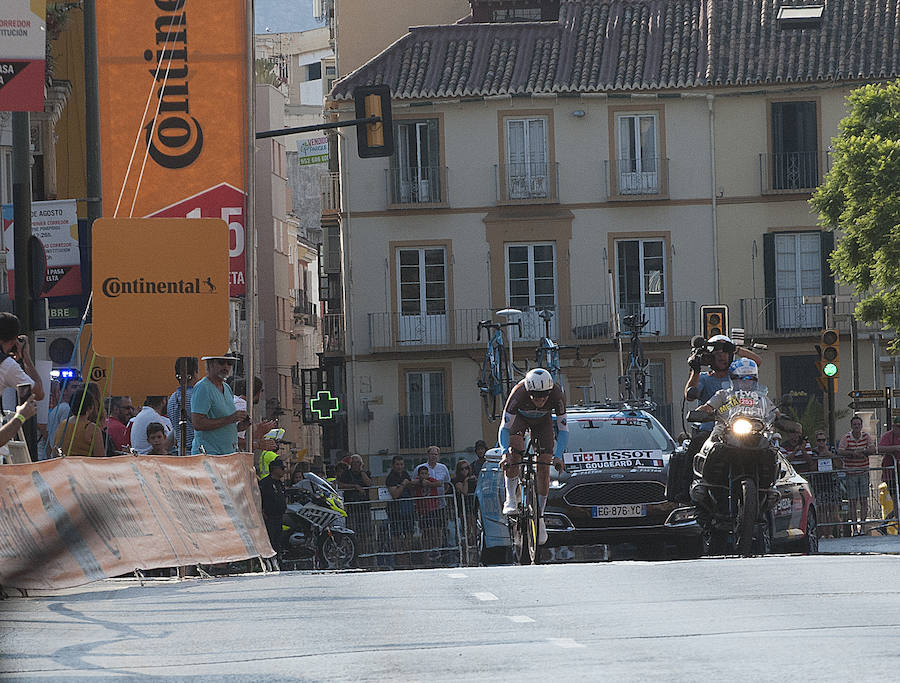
[{"left": 828, "top": 376, "right": 835, "bottom": 445}]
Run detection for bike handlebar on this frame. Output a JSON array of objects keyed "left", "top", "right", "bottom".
[{"left": 477, "top": 319, "right": 522, "bottom": 341}]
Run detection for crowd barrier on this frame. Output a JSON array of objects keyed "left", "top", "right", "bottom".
[
  {"left": 337, "top": 488, "right": 481, "bottom": 569},
  {"left": 804, "top": 465, "right": 899, "bottom": 538},
  {"left": 0, "top": 453, "right": 275, "bottom": 591}
]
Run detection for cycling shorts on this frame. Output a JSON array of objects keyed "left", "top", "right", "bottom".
[{"left": 508, "top": 412, "right": 554, "bottom": 454}]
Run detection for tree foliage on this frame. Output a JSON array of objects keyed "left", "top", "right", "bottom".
[{"left": 811, "top": 79, "right": 900, "bottom": 352}]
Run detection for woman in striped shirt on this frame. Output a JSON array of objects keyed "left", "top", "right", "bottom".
[{"left": 837, "top": 415, "right": 875, "bottom": 535}]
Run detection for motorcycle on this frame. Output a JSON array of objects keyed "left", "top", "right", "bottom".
[
  {"left": 687, "top": 379, "right": 794, "bottom": 556},
  {"left": 281, "top": 472, "right": 356, "bottom": 569}
]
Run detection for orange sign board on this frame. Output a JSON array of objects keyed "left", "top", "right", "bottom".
[
  {"left": 91, "top": 218, "right": 229, "bottom": 357},
  {"left": 0, "top": 453, "right": 273, "bottom": 590},
  {"left": 96, "top": 0, "right": 248, "bottom": 294}
]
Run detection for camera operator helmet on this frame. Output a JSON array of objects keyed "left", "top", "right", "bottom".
[
  {"left": 706, "top": 334, "right": 736, "bottom": 354},
  {"left": 524, "top": 368, "right": 554, "bottom": 398}
]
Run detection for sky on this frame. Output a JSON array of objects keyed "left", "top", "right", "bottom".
[{"left": 254, "top": 0, "right": 326, "bottom": 34}]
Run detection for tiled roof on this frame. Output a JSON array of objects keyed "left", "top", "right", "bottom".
[{"left": 331, "top": 0, "right": 900, "bottom": 100}]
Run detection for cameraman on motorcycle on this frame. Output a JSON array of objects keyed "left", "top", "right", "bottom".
[{"left": 668, "top": 335, "right": 762, "bottom": 503}]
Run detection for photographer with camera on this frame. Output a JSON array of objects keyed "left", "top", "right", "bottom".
[{"left": 666, "top": 334, "right": 761, "bottom": 503}]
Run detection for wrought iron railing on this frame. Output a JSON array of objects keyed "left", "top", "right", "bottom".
[
  {"left": 386, "top": 166, "right": 446, "bottom": 205},
  {"left": 495, "top": 161, "right": 559, "bottom": 203},
  {"left": 759, "top": 151, "right": 828, "bottom": 194},
  {"left": 323, "top": 312, "right": 345, "bottom": 352},
  {"left": 398, "top": 413, "right": 452, "bottom": 449},
  {"left": 739, "top": 296, "right": 866, "bottom": 337},
  {"left": 605, "top": 157, "right": 669, "bottom": 197}
]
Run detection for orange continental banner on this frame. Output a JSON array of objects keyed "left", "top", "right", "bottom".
[
  {"left": 96, "top": 0, "right": 249, "bottom": 296},
  {"left": 0, "top": 453, "right": 273, "bottom": 591}
]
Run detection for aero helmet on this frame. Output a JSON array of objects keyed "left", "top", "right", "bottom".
[
  {"left": 729, "top": 357, "right": 758, "bottom": 380},
  {"left": 524, "top": 368, "right": 554, "bottom": 393}
]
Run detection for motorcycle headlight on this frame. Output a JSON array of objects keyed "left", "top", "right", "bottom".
[{"left": 732, "top": 418, "right": 753, "bottom": 436}]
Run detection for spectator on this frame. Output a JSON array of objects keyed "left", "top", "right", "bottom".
[
  {"left": 41, "top": 378, "right": 82, "bottom": 460},
  {"left": 191, "top": 354, "right": 247, "bottom": 454},
  {"left": 0, "top": 395, "right": 38, "bottom": 457},
  {"left": 129, "top": 396, "right": 173, "bottom": 454},
  {"left": 837, "top": 415, "right": 875, "bottom": 535},
  {"left": 452, "top": 459, "right": 478, "bottom": 547},
  {"left": 105, "top": 396, "right": 134, "bottom": 451},
  {"left": 410, "top": 464, "right": 442, "bottom": 563},
  {"left": 289, "top": 461, "right": 310, "bottom": 486},
  {"left": 0, "top": 312, "right": 44, "bottom": 401},
  {"left": 878, "top": 415, "right": 900, "bottom": 524},
  {"left": 146, "top": 422, "right": 172, "bottom": 455},
  {"left": 167, "top": 357, "right": 198, "bottom": 456},
  {"left": 812, "top": 430, "right": 841, "bottom": 538},
  {"left": 338, "top": 454, "right": 373, "bottom": 548},
  {"left": 53, "top": 387, "right": 106, "bottom": 457},
  {"left": 385, "top": 455, "right": 415, "bottom": 551},
  {"left": 415, "top": 445, "right": 452, "bottom": 543},
  {"left": 471, "top": 440, "right": 488, "bottom": 478},
  {"left": 780, "top": 427, "right": 814, "bottom": 474},
  {"left": 259, "top": 456, "right": 287, "bottom": 554}
]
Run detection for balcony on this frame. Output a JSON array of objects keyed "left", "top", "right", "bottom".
[
  {"left": 320, "top": 172, "right": 340, "bottom": 213},
  {"left": 739, "top": 296, "right": 866, "bottom": 338},
  {"left": 323, "top": 312, "right": 345, "bottom": 352},
  {"left": 386, "top": 166, "right": 447, "bottom": 207},
  {"left": 605, "top": 157, "right": 669, "bottom": 199},
  {"left": 495, "top": 162, "right": 559, "bottom": 204},
  {"left": 367, "top": 301, "right": 697, "bottom": 352},
  {"left": 399, "top": 413, "right": 452, "bottom": 450},
  {"left": 759, "top": 151, "right": 829, "bottom": 194}
]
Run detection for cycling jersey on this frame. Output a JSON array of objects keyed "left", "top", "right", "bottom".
[{"left": 498, "top": 380, "right": 569, "bottom": 458}]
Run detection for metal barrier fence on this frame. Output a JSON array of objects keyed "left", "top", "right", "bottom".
[
  {"left": 804, "top": 466, "right": 899, "bottom": 537},
  {"left": 342, "top": 490, "right": 482, "bottom": 569}
]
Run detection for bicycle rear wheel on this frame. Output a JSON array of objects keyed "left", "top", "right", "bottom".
[{"left": 480, "top": 355, "right": 499, "bottom": 422}]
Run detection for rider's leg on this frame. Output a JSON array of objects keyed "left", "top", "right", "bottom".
[{"left": 502, "top": 433, "right": 524, "bottom": 514}]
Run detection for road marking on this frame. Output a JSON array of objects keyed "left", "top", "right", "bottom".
[
  {"left": 548, "top": 638, "right": 585, "bottom": 649},
  {"left": 508, "top": 615, "right": 535, "bottom": 623},
  {"left": 472, "top": 592, "right": 498, "bottom": 601},
  {"left": 447, "top": 572, "right": 467, "bottom": 579}
]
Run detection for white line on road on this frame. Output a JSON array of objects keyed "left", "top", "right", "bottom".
[
  {"left": 548, "top": 638, "right": 585, "bottom": 649},
  {"left": 447, "top": 572, "right": 467, "bottom": 579},
  {"left": 508, "top": 615, "right": 535, "bottom": 623},
  {"left": 472, "top": 592, "right": 499, "bottom": 601}
]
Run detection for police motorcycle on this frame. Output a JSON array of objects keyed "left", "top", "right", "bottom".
[
  {"left": 686, "top": 358, "right": 798, "bottom": 557},
  {"left": 281, "top": 472, "right": 356, "bottom": 569}
]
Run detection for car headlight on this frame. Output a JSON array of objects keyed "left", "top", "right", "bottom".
[{"left": 732, "top": 418, "right": 753, "bottom": 436}]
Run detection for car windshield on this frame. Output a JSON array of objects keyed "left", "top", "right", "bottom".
[{"left": 565, "top": 414, "right": 672, "bottom": 452}]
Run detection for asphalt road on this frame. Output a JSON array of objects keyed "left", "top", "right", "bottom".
[{"left": 2, "top": 553, "right": 900, "bottom": 681}]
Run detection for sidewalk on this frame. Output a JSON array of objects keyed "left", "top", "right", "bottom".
[{"left": 818, "top": 534, "right": 900, "bottom": 554}]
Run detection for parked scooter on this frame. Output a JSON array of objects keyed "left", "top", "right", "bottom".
[
  {"left": 687, "top": 359, "right": 798, "bottom": 556},
  {"left": 281, "top": 472, "right": 356, "bottom": 569}
]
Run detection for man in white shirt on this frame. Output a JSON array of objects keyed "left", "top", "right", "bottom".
[
  {"left": 129, "top": 395, "right": 173, "bottom": 454},
  {"left": 0, "top": 313, "right": 44, "bottom": 401}
]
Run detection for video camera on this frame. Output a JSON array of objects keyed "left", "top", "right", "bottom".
[{"left": 687, "top": 335, "right": 736, "bottom": 369}]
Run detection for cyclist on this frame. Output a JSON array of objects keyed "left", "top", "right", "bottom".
[{"left": 499, "top": 368, "right": 569, "bottom": 545}]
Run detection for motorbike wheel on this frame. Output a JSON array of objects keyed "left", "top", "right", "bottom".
[
  {"left": 317, "top": 533, "right": 356, "bottom": 570},
  {"left": 752, "top": 511, "right": 773, "bottom": 556},
  {"left": 735, "top": 478, "right": 759, "bottom": 557},
  {"left": 794, "top": 509, "right": 819, "bottom": 555}
]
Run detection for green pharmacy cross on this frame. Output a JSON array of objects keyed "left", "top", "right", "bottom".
[{"left": 310, "top": 390, "right": 340, "bottom": 420}]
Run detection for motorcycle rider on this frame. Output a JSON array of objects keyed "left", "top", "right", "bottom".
[
  {"left": 670, "top": 335, "right": 763, "bottom": 502},
  {"left": 690, "top": 358, "right": 798, "bottom": 504},
  {"left": 499, "top": 368, "right": 569, "bottom": 545}
]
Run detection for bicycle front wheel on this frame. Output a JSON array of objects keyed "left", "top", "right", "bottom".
[{"left": 525, "top": 472, "right": 541, "bottom": 565}]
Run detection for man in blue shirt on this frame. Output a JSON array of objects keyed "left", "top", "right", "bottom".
[{"left": 190, "top": 353, "right": 248, "bottom": 454}]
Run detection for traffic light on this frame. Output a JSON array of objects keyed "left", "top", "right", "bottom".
[
  {"left": 701, "top": 304, "right": 729, "bottom": 339},
  {"left": 353, "top": 84, "right": 393, "bottom": 158},
  {"left": 821, "top": 328, "right": 839, "bottom": 379}
]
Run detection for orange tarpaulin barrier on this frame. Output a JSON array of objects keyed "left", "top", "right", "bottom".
[{"left": 0, "top": 453, "right": 274, "bottom": 590}]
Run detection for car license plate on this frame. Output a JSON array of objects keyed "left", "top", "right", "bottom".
[{"left": 592, "top": 504, "right": 646, "bottom": 518}]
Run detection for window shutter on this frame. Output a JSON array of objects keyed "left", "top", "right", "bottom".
[
  {"left": 820, "top": 230, "right": 835, "bottom": 296},
  {"left": 763, "top": 232, "right": 776, "bottom": 330}
]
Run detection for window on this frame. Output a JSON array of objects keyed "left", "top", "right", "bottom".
[
  {"left": 492, "top": 7, "right": 542, "bottom": 21},
  {"left": 616, "top": 239, "right": 667, "bottom": 335},
  {"left": 507, "top": 243, "right": 556, "bottom": 339},
  {"left": 305, "top": 62, "right": 321, "bottom": 81},
  {"left": 763, "top": 231, "right": 831, "bottom": 330},
  {"left": 397, "top": 247, "right": 447, "bottom": 345},
  {"left": 400, "top": 370, "right": 451, "bottom": 448},
  {"left": 505, "top": 117, "right": 549, "bottom": 200},
  {"left": 771, "top": 101, "right": 818, "bottom": 191},
  {"left": 780, "top": 355, "right": 822, "bottom": 408},
  {"left": 616, "top": 114, "right": 659, "bottom": 194},
  {"left": 391, "top": 119, "right": 441, "bottom": 204}
]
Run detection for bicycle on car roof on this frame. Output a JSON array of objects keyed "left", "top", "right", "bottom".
[
  {"left": 617, "top": 313, "right": 658, "bottom": 402},
  {"left": 477, "top": 317, "right": 522, "bottom": 422},
  {"left": 534, "top": 309, "right": 579, "bottom": 383}
]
